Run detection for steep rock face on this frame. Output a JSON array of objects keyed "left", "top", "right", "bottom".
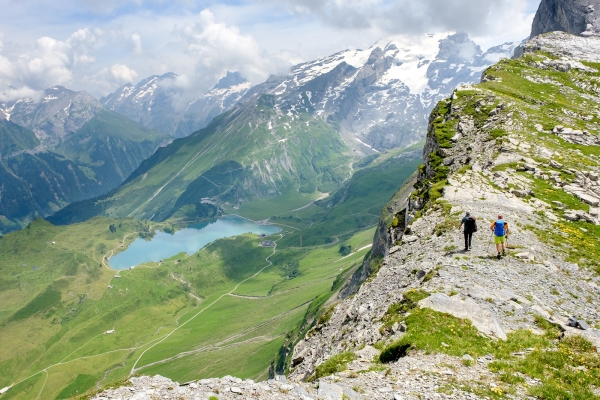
[{"left": 531, "top": 0, "right": 600, "bottom": 37}]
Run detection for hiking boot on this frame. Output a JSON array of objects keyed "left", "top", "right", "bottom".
[
  {"left": 497, "top": 253, "right": 501, "bottom": 260},
  {"left": 502, "top": 250, "right": 506, "bottom": 257}
]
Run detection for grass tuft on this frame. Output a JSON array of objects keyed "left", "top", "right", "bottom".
[{"left": 308, "top": 352, "right": 357, "bottom": 381}]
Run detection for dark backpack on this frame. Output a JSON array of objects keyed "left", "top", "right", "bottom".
[{"left": 465, "top": 217, "right": 477, "bottom": 233}]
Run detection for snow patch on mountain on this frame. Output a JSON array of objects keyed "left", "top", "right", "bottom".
[{"left": 242, "top": 32, "right": 521, "bottom": 152}]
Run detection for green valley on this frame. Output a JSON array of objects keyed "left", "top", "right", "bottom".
[{"left": 0, "top": 144, "right": 421, "bottom": 399}]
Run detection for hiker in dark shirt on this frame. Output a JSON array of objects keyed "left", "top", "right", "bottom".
[{"left": 458, "top": 211, "right": 477, "bottom": 251}]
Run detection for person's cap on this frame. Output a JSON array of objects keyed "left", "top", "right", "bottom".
[
  {"left": 465, "top": 211, "right": 470, "bottom": 216},
  {"left": 498, "top": 214, "right": 503, "bottom": 219}
]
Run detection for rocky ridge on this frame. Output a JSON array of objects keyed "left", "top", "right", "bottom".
[{"left": 91, "top": 32, "right": 600, "bottom": 400}]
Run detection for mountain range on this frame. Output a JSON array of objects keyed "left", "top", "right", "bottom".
[
  {"left": 0, "top": 32, "right": 517, "bottom": 235},
  {"left": 101, "top": 71, "right": 251, "bottom": 138},
  {"left": 48, "top": 32, "right": 519, "bottom": 227},
  {"left": 99, "top": 33, "right": 520, "bottom": 152},
  {"left": 0, "top": 87, "right": 168, "bottom": 233}
]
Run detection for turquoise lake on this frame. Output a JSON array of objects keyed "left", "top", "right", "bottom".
[{"left": 108, "top": 215, "right": 281, "bottom": 270}]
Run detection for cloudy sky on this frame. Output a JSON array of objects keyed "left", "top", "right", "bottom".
[{"left": 0, "top": 0, "right": 541, "bottom": 101}]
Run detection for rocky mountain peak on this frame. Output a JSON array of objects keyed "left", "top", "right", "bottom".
[
  {"left": 531, "top": 0, "right": 600, "bottom": 37},
  {"left": 0, "top": 86, "right": 104, "bottom": 144},
  {"left": 238, "top": 33, "right": 519, "bottom": 153},
  {"left": 213, "top": 71, "right": 246, "bottom": 90},
  {"left": 102, "top": 70, "right": 250, "bottom": 138},
  {"left": 436, "top": 32, "right": 482, "bottom": 62}
]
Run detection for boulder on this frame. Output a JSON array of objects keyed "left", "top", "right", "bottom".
[
  {"left": 563, "top": 210, "right": 580, "bottom": 221},
  {"left": 531, "top": 305, "right": 552, "bottom": 319},
  {"left": 545, "top": 211, "right": 559, "bottom": 222},
  {"left": 578, "top": 193, "right": 600, "bottom": 206},
  {"left": 318, "top": 381, "right": 344, "bottom": 400},
  {"left": 418, "top": 293, "right": 507, "bottom": 340},
  {"left": 513, "top": 189, "right": 532, "bottom": 198},
  {"left": 337, "top": 384, "right": 363, "bottom": 400},
  {"left": 549, "top": 160, "right": 563, "bottom": 169},
  {"left": 402, "top": 235, "right": 419, "bottom": 244}
]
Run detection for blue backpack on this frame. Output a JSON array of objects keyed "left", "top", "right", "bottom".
[{"left": 494, "top": 220, "right": 505, "bottom": 236}]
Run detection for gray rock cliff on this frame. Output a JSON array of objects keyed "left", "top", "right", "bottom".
[{"left": 531, "top": 0, "right": 600, "bottom": 37}]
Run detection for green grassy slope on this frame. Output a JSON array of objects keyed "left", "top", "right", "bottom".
[
  {"left": 49, "top": 95, "right": 353, "bottom": 224},
  {"left": 57, "top": 110, "right": 168, "bottom": 191},
  {"left": 0, "top": 113, "right": 168, "bottom": 236},
  {"left": 273, "top": 148, "right": 423, "bottom": 248},
  {"left": 0, "top": 219, "right": 373, "bottom": 399},
  {"left": 0, "top": 120, "right": 39, "bottom": 157}
]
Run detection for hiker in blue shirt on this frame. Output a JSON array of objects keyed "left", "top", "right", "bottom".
[
  {"left": 490, "top": 215, "right": 510, "bottom": 259},
  {"left": 458, "top": 211, "right": 477, "bottom": 251}
]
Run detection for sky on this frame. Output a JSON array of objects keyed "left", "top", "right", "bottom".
[{"left": 0, "top": 0, "right": 542, "bottom": 102}]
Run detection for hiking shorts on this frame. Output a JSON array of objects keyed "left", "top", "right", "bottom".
[{"left": 494, "top": 235, "right": 506, "bottom": 244}]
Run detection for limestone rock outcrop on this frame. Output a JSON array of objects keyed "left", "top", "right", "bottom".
[{"left": 531, "top": 0, "right": 600, "bottom": 37}]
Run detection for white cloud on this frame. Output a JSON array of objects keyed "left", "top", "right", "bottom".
[
  {"left": 0, "top": 28, "right": 108, "bottom": 101},
  {"left": 109, "top": 63, "right": 138, "bottom": 82},
  {"left": 166, "top": 9, "right": 297, "bottom": 108},
  {"left": 177, "top": 10, "right": 267, "bottom": 86},
  {"left": 24, "top": 36, "right": 74, "bottom": 88},
  {"left": 68, "top": 28, "right": 104, "bottom": 65},
  {"left": 0, "top": 0, "right": 538, "bottom": 102},
  {"left": 0, "top": 86, "right": 43, "bottom": 103},
  {"left": 131, "top": 32, "right": 143, "bottom": 54},
  {"left": 259, "top": 0, "right": 535, "bottom": 48},
  {"left": 87, "top": 63, "right": 138, "bottom": 95}
]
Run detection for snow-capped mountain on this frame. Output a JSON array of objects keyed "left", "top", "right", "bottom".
[
  {"left": 242, "top": 32, "right": 521, "bottom": 151},
  {"left": 0, "top": 86, "right": 104, "bottom": 146},
  {"left": 102, "top": 71, "right": 251, "bottom": 137},
  {"left": 99, "top": 33, "right": 517, "bottom": 147}
]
